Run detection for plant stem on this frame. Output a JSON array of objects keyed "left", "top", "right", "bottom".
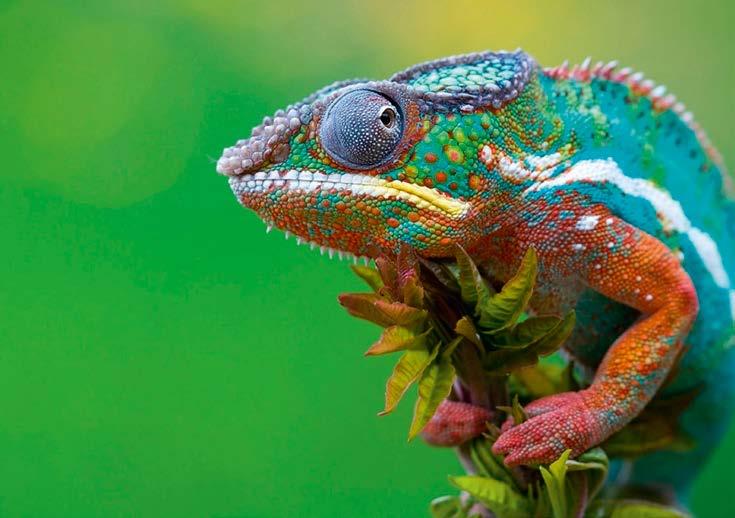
[{"left": 455, "top": 342, "right": 490, "bottom": 409}]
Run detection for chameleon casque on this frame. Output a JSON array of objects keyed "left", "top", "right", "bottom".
[{"left": 216, "top": 50, "right": 735, "bottom": 498}]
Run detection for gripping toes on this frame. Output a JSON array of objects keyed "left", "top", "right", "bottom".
[
  {"left": 492, "top": 391, "right": 601, "bottom": 466},
  {"left": 421, "top": 400, "right": 493, "bottom": 446}
]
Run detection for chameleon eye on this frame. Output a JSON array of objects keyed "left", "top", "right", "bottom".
[
  {"left": 379, "top": 106, "right": 396, "bottom": 128},
  {"left": 319, "top": 89, "right": 403, "bottom": 169}
]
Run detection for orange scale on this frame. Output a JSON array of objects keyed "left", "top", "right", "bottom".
[{"left": 468, "top": 174, "right": 482, "bottom": 190}]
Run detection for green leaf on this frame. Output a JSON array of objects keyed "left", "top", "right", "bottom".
[
  {"left": 379, "top": 346, "right": 439, "bottom": 415},
  {"left": 365, "top": 326, "right": 431, "bottom": 356},
  {"left": 561, "top": 360, "right": 581, "bottom": 392},
  {"left": 339, "top": 293, "right": 429, "bottom": 330},
  {"left": 527, "top": 311, "right": 576, "bottom": 356},
  {"left": 455, "top": 316, "right": 483, "bottom": 350},
  {"left": 484, "top": 422, "right": 502, "bottom": 443},
  {"left": 497, "top": 394, "right": 528, "bottom": 425},
  {"left": 419, "top": 258, "right": 461, "bottom": 294},
  {"left": 449, "top": 476, "right": 532, "bottom": 518},
  {"left": 429, "top": 495, "right": 466, "bottom": 518},
  {"left": 534, "top": 481, "right": 552, "bottom": 518},
  {"left": 395, "top": 248, "right": 425, "bottom": 307},
  {"left": 490, "top": 316, "right": 562, "bottom": 349},
  {"left": 586, "top": 500, "right": 690, "bottom": 518},
  {"left": 484, "top": 311, "right": 576, "bottom": 375},
  {"left": 350, "top": 264, "right": 383, "bottom": 292},
  {"left": 442, "top": 336, "right": 464, "bottom": 359},
  {"left": 509, "top": 361, "right": 570, "bottom": 400},
  {"left": 408, "top": 354, "right": 456, "bottom": 440},
  {"left": 539, "top": 449, "right": 571, "bottom": 518},
  {"left": 402, "top": 276, "right": 425, "bottom": 308},
  {"left": 453, "top": 244, "right": 491, "bottom": 309},
  {"left": 467, "top": 438, "right": 519, "bottom": 489},
  {"left": 566, "top": 447, "right": 608, "bottom": 505},
  {"left": 373, "top": 299, "right": 428, "bottom": 327},
  {"left": 477, "top": 248, "right": 537, "bottom": 333},
  {"left": 375, "top": 257, "right": 398, "bottom": 299},
  {"left": 338, "top": 293, "right": 394, "bottom": 327}
]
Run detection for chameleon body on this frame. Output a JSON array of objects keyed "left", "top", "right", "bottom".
[{"left": 217, "top": 50, "right": 735, "bottom": 497}]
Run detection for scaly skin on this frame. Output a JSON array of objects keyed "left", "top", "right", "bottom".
[{"left": 217, "top": 51, "right": 735, "bottom": 493}]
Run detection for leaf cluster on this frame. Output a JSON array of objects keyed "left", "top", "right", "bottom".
[
  {"left": 339, "top": 246, "right": 572, "bottom": 440},
  {"left": 435, "top": 446, "right": 687, "bottom": 518},
  {"left": 339, "top": 247, "right": 694, "bottom": 517}
]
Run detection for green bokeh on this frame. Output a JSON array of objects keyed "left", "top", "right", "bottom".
[{"left": 1, "top": 1, "right": 733, "bottom": 516}]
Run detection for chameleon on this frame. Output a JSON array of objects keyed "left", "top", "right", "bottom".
[{"left": 216, "top": 50, "right": 735, "bottom": 499}]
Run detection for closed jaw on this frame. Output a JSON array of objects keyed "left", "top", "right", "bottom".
[{"left": 229, "top": 169, "right": 470, "bottom": 218}]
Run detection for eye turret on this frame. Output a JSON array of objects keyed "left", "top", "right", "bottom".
[{"left": 319, "top": 89, "right": 403, "bottom": 169}]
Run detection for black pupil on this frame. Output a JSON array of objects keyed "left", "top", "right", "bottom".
[{"left": 379, "top": 108, "right": 395, "bottom": 127}]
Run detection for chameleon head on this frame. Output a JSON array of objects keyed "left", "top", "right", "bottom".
[{"left": 216, "top": 51, "right": 536, "bottom": 259}]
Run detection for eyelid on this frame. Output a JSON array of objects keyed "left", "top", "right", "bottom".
[{"left": 319, "top": 88, "right": 404, "bottom": 169}]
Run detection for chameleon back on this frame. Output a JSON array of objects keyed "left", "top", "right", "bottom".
[{"left": 539, "top": 62, "right": 735, "bottom": 496}]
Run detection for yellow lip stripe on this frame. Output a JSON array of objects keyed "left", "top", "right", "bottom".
[{"left": 383, "top": 180, "right": 469, "bottom": 218}]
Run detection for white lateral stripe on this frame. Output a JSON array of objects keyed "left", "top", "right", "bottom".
[
  {"left": 525, "top": 159, "right": 732, "bottom": 295},
  {"left": 576, "top": 215, "right": 600, "bottom": 230},
  {"left": 730, "top": 290, "right": 735, "bottom": 322},
  {"left": 688, "top": 228, "right": 730, "bottom": 289}
]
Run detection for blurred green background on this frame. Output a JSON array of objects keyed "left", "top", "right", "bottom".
[{"left": 1, "top": 1, "right": 733, "bottom": 516}]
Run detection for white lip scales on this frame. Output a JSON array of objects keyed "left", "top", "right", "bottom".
[{"left": 229, "top": 169, "right": 470, "bottom": 218}]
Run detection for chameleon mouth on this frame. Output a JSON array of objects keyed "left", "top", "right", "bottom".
[{"left": 228, "top": 169, "right": 470, "bottom": 218}]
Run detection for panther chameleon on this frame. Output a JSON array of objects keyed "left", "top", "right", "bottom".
[{"left": 215, "top": 50, "right": 735, "bottom": 499}]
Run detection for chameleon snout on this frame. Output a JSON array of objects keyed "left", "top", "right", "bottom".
[{"left": 216, "top": 104, "right": 312, "bottom": 177}]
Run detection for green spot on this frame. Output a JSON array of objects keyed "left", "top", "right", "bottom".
[{"left": 454, "top": 127, "right": 466, "bottom": 143}]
